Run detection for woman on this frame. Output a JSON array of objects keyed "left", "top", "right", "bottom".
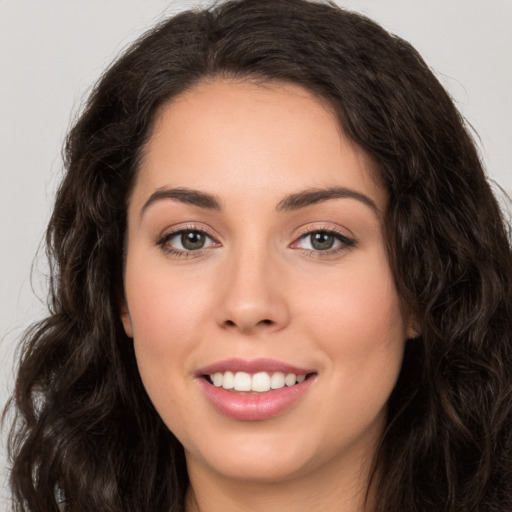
[{"left": 6, "top": 0, "right": 512, "bottom": 510}]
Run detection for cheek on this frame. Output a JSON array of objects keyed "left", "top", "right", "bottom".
[
  {"left": 297, "top": 253, "right": 406, "bottom": 383},
  {"left": 122, "top": 258, "right": 218, "bottom": 415},
  {"left": 125, "top": 263, "right": 212, "bottom": 354},
  {"left": 123, "top": 263, "right": 214, "bottom": 424},
  {"left": 302, "top": 253, "right": 404, "bottom": 328}
]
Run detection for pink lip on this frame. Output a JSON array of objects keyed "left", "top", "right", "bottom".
[
  {"left": 197, "top": 357, "right": 314, "bottom": 376},
  {"left": 196, "top": 358, "right": 317, "bottom": 421}
]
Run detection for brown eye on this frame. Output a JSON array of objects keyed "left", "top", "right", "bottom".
[
  {"left": 293, "top": 230, "right": 355, "bottom": 253},
  {"left": 158, "top": 229, "right": 218, "bottom": 254},
  {"left": 181, "top": 231, "right": 206, "bottom": 250},
  {"left": 310, "top": 232, "right": 336, "bottom": 250}
]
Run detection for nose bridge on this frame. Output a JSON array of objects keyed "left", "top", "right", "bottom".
[{"left": 217, "top": 236, "right": 289, "bottom": 333}]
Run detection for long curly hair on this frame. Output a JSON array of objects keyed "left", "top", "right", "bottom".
[{"left": 5, "top": 1, "right": 512, "bottom": 510}]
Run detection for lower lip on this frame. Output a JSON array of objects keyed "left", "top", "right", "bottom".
[{"left": 198, "top": 376, "right": 316, "bottom": 421}]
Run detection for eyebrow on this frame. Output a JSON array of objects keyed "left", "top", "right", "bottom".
[
  {"left": 140, "top": 187, "right": 222, "bottom": 218},
  {"left": 140, "top": 185, "right": 378, "bottom": 218},
  {"left": 276, "top": 187, "right": 378, "bottom": 213}
]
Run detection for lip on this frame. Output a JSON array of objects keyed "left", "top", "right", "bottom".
[
  {"left": 197, "top": 357, "right": 314, "bottom": 376},
  {"left": 196, "top": 358, "right": 317, "bottom": 421}
]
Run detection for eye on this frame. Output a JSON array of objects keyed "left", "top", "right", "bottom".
[
  {"left": 292, "top": 229, "right": 355, "bottom": 253},
  {"left": 158, "top": 229, "right": 218, "bottom": 254},
  {"left": 304, "top": 232, "right": 338, "bottom": 251}
]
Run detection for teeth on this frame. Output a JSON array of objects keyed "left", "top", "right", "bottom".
[
  {"left": 212, "top": 372, "right": 223, "bottom": 387},
  {"left": 233, "top": 371, "right": 252, "bottom": 391},
  {"left": 252, "top": 372, "right": 271, "bottom": 392},
  {"left": 284, "top": 373, "right": 296, "bottom": 387},
  {"left": 222, "top": 371, "right": 234, "bottom": 390},
  {"left": 209, "top": 371, "right": 307, "bottom": 392},
  {"left": 270, "top": 372, "right": 285, "bottom": 389}
]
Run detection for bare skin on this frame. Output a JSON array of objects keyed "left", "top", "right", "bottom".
[{"left": 121, "top": 79, "right": 413, "bottom": 511}]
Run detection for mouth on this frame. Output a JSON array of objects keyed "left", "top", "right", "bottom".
[
  {"left": 196, "top": 359, "right": 317, "bottom": 421},
  {"left": 203, "top": 370, "right": 315, "bottom": 393}
]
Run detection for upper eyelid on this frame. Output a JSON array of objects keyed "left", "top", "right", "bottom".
[
  {"left": 159, "top": 224, "right": 220, "bottom": 242},
  {"left": 293, "top": 224, "right": 354, "bottom": 240},
  {"left": 290, "top": 225, "right": 357, "bottom": 250},
  {"left": 157, "top": 228, "right": 220, "bottom": 256},
  {"left": 156, "top": 223, "right": 355, "bottom": 248}
]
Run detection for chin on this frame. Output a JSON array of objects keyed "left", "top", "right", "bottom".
[{"left": 182, "top": 423, "right": 320, "bottom": 482}]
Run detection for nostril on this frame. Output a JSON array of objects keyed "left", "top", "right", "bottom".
[{"left": 222, "top": 318, "right": 274, "bottom": 329}]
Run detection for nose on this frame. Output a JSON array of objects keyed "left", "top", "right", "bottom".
[{"left": 216, "top": 246, "right": 290, "bottom": 334}]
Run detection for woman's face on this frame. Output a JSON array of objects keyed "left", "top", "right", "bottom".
[{"left": 122, "top": 80, "right": 414, "bottom": 485}]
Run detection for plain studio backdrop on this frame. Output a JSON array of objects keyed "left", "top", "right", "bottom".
[{"left": 0, "top": 0, "right": 511, "bottom": 506}]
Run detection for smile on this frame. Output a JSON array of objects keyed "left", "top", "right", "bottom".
[
  {"left": 207, "top": 371, "right": 307, "bottom": 392},
  {"left": 197, "top": 359, "right": 317, "bottom": 421}
]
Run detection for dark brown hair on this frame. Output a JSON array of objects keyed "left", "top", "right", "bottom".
[{"left": 5, "top": 1, "right": 512, "bottom": 510}]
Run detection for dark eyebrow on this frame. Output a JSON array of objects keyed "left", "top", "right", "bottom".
[
  {"left": 140, "top": 187, "right": 221, "bottom": 217},
  {"left": 276, "top": 187, "right": 378, "bottom": 213}
]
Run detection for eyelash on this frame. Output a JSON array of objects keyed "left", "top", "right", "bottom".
[
  {"left": 156, "top": 225, "right": 356, "bottom": 258},
  {"left": 156, "top": 225, "right": 218, "bottom": 258},
  {"left": 292, "top": 226, "right": 356, "bottom": 258}
]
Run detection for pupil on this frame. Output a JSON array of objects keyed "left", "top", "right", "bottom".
[
  {"left": 181, "top": 231, "right": 205, "bottom": 250},
  {"left": 311, "top": 232, "right": 334, "bottom": 250}
]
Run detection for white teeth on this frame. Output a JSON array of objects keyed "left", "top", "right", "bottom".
[
  {"left": 284, "top": 373, "right": 296, "bottom": 387},
  {"left": 222, "top": 371, "right": 234, "bottom": 389},
  {"left": 270, "top": 372, "right": 285, "bottom": 389},
  {"left": 209, "top": 370, "right": 307, "bottom": 392},
  {"left": 212, "top": 372, "right": 223, "bottom": 387},
  {"left": 233, "top": 372, "right": 252, "bottom": 391},
  {"left": 252, "top": 372, "right": 271, "bottom": 392}
]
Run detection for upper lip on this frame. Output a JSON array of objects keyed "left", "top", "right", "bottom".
[{"left": 197, "top": 358, "right": 315, "bottom": 376}]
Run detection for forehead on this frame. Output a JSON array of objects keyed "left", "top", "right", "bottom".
[{"left": 132, "top": 79, "right": 386, "bottom": 213}]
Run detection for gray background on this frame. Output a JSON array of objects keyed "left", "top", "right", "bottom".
[{"left": 1, "top": 0, "right": 511, "bottom": 506}]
